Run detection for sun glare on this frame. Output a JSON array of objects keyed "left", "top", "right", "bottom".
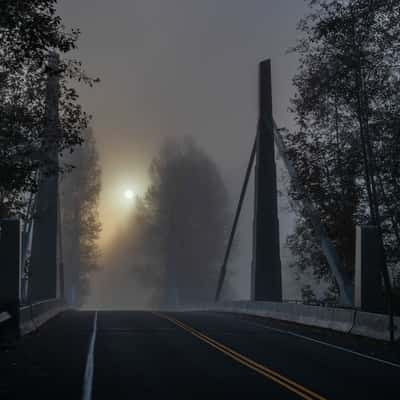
[{"left": 124, "top": 189, "right": 134, "bottom": 200}]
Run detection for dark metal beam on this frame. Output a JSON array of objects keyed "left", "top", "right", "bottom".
[
  {"left": 215, "top": 133, "right": 258, "bottom": 301},
  {"left": 252, "top": 59, "right": 282, "bottom": 301},
  {"left": 30, "top": 53, "right": 61, "bottom": 302}
]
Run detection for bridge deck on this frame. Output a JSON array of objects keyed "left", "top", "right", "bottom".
[{"left": 1, "top": 310, "right": 399, "bottom": 399}]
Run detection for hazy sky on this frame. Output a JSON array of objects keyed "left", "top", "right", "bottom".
[{"left": 58, "top": 0, "right": 309, "bottom": 249}]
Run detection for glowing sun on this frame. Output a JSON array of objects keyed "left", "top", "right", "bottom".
[{"left": 124, "top": 189, "right": 135, "bottom": 200}]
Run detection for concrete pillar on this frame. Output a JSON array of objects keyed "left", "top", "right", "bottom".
[
  {"left": 0, "top": 219, "right": 21, "bottom": 332},
  {"left": 251, "top": 60, "right": 282, "bottom": 301},
  {"left": 355, "top": 225, "right": 385, "bottom": 312}
]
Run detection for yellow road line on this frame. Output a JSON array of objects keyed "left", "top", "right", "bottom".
[{"left": 154, "top": 312, "right": 328, "bottom": 400}]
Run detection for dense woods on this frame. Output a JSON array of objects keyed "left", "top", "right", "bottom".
[
  {"left": 0, "top": 0, "right": 97, "bottom": 216},
  {"left": 285, "top": 0, "right": 400, "bottom": 300},
  {"left": 0, "top": 0, "right": 99, "bottom": 301}
]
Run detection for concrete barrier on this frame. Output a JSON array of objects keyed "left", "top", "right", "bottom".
[
  {"left": 162, "top": 301, "right": 399, "bottom": 341},
  {"left": 20, "top": 298, "right": 66, "bottom": 335},
  {"left": 351, "top": 310, "right": 400, "bottom": 341},
  {"left": 234, "top": 301, "right": 356, "bottom": 333}
]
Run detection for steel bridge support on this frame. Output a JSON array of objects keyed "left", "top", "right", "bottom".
[
  {"left": 251, "top": 60, "right": 282, "bottom": 301},
  {"left": 30, "top": 53, "right": 62, "bottom": 302}
]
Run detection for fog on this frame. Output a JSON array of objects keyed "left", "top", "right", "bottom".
[{"left": 57, "top": 1, "right": 311, "bottom": 308}]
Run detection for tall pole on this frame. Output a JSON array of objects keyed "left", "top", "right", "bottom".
[
  {"left": 363, "top": 130, "right": 395, "bottom": 342},
  {"left": 251, "top": 59, "right": 282, "bottom": 301},
  {"left": 30, "top": 53, "right": 61, "bottom": 301},
  {"left": 57, "top": 191, "right": 65, "bottom": 300}
]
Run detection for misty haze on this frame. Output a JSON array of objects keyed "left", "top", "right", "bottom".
[{"left": 1, "top": 1, "right": 400, "bottom": 398}]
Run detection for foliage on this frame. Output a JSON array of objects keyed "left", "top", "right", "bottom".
[
  {"left": 111, "top": 137, "right": 231, "bottom": 305},
  {"left": 0, "top": 0, "right": 79, "bottom": 69},
  {"left": 0, "top": 0, "right": 98, "bottom": 215},
  {"left": 61, "top": 128, "right": 102, "bottom": 304},
  {"left": 286, "top": 0, "right": 400, "bottom": 300}
]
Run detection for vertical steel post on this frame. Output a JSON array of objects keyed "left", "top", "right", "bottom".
[
  {"left": 251, "top": 60, "right": 282, "bottom": 301},
  {"left": 57, "top": 192, "right": 65, "bottom": 300},
  {"left": 30, "top": 53, "right": 61, "bottom": 301},
  {"left": 355, "top": 225, "right": 385, "bottom": 312}
]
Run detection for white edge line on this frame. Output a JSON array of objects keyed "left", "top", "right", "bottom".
[
  {"left": 82, "top": 311, "right": 98, "bottom": 400},
  {"left": 241, "top": 315, "right": 400, "bottom": 369}
]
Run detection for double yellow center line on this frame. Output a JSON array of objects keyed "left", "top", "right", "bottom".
[{"left": 154, "top": 312, "right": 327, "bottom": 400}]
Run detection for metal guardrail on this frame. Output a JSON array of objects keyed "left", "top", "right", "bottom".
[
  {"left": 20, "top": 298, "right": 64, "bottom": 318},
  {"left": 20, "top": 298, "right": 65, "bottom": 334},
  {"left": 283, "top": 299, "right": 394, "bottom": 314},
  {"left": 1, "top": 298, "right": 65, "bottom": 338},
  {"left": 163, "top": 301, "right": 398, "bottom": 341},
  {"left": 283, "top": 299, "right": 350, "bottom": 309}
]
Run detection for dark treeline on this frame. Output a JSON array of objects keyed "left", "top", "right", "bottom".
[
  {"left": 0, "top": 1, "right": 98, "bottom": 215},
  {"left": 61, "top": 128, "right": 102, "bottom": 306},
  {"left": 4, "top": 0, "right": 400, "bottom": 306},
  {"left": 101, "top": 137, "right": 232, "bottom": 307},
  {"left": 285, "top": 0, "right": 400, "bottom": 301},
  {"left": 0, "top": 1, "right": 100, "bottom": 300}
]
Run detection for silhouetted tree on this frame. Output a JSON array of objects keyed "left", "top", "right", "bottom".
[
  {"left": 61, "top": 128, "right": 102, "bottom": 305},
  {"left": 125, "top": 137, "right": 231, "bottom": 305},
  {"left": 286, "top": 0, "right": 400, "bottom": 300},
  {"left": 0, "top": 0, "right": 98, "bottom": 215}
]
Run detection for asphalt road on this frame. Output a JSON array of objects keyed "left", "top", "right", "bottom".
[{"left": 1, "top": 310, "right": 399, "bottom": 399}]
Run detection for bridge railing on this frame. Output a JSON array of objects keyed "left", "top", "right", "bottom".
[
  {"left": 0, "top": 218, "right": 66, "bottom": 338},
  {"left": 160, "top": 300, "right": 399, "bottom": 342}
]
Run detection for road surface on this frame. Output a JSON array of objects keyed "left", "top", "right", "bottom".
[{"left": 1, "top": 310, "right": 399, "bottom": 399}]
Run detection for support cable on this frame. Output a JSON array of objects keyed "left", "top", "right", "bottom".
[
  {"left": 273, "top": 123, "right": 353, "bottom": 306},
  {"left": 215, "top": 118, "right": 355, "bottom": 307},
  {"left": 215, "top": 127, "right": 258, "bottom": 301}
]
